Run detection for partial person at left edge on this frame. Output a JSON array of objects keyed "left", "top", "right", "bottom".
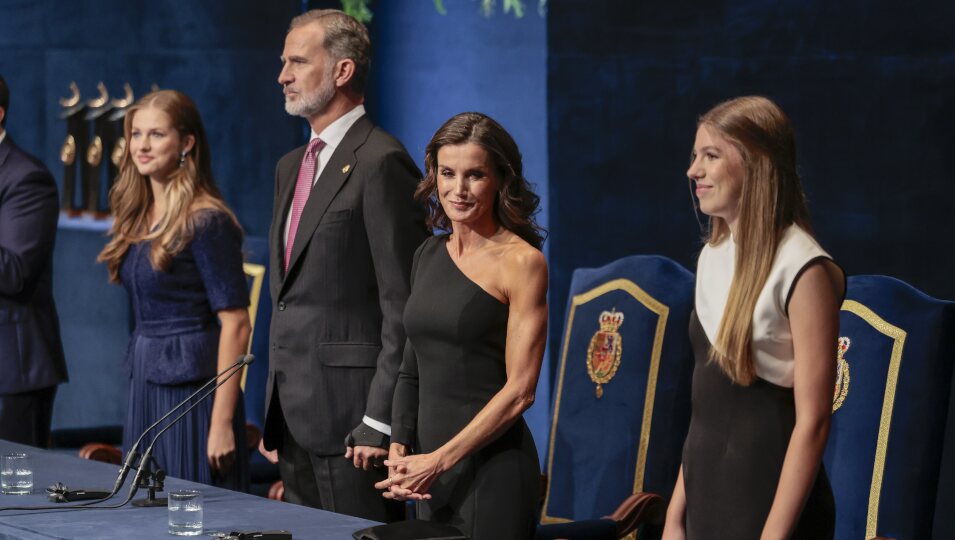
[{"left": 0, "top": 74, "right": 69, "bottom": 447}]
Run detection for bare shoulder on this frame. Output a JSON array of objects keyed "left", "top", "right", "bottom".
[
  {"left": 495, "top": 235, "right": 547, "bottom": 304},
  {"left": 798, "top": 259, "right": 844, "bottom": 298},
  {"left": 789, "top": 258, "right": 845, "bottom": 318},
  {"left": 499, "top": 235, "right": 547, "bottom": 275}
]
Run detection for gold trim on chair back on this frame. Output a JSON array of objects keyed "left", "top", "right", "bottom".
[
  {"left": 837, "top": 299, "right": 907, "bottom": 540},
  {"left": 241, "top": 262, "right": 266, "bottom": 390}
]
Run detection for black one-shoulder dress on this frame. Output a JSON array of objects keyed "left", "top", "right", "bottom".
[{"left": 391, "top": 235, "right": 540, "bottom": 540}]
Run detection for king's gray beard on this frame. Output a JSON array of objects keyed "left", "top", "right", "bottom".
[{"left": 284, "top": 75, "right": 335, "bottom": 118}]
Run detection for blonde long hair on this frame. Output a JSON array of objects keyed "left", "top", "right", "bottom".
[
  {"left": 701, "top": 96, "right": 811, "bottom": 385},
  {"left": 97, "top": 90, "right": 238, "bottom": 282}
]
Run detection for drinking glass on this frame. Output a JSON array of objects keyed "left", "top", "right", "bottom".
[
  {"left": 1, "top": 453, "right": 32, "bottom": 495},
  {"left": 168, "top": 489, "right": 203, "bottom": 536}
]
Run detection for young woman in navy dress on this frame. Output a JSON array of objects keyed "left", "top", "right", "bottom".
[
  {"left": 663, "top": 97, "right": 844, "bottom": 539},
  {"left": 98, "top": 90, "right": 251, "bottom": 490}
]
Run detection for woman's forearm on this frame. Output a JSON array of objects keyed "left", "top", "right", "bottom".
[
  {"left": 762, "top": 260, "right": 841, "bottom": 539},
  {"left": 432, "top": 381, "right": 536, "bottom": 472},
  {"left": 210, "top": 311, "right": 251, "bottom": 426},
  {"left": 666, "top": 466, "right": 687, "bottom": 527}
]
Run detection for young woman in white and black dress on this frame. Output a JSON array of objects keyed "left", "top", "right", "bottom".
[
  {"left": 375, "top": 112, "right": 547, "bottom": 540},
  {"left": 663, "top": 96, "right": 845, "bottom": 540}
]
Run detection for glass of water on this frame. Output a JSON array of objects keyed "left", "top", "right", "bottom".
[
  {"left": 168, "top": 489, "right": 203, "bottom": 536},
  {"left": 1, "top": 452, "right": 33, "bottom": 495}
]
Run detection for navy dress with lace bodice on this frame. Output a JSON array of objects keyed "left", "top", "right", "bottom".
[{"left": 119, "top": 210, "right": 249, "bottom": 490}]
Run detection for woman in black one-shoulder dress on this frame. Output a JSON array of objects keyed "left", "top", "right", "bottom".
[{"left": 375, "top": 113, "right": 547, "bottom": 540}]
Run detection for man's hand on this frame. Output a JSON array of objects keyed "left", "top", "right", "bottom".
[
  {"left": 343, "top": 422, "right": 390, "bottom": 470},
  {"left": 345, "top": 445, "right": 388, "bottom": 470},
  {"left": 258, "top": 438, "right": 279, "bottom": 464}
]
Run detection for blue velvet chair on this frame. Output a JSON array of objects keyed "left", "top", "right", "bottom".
[
  {"left": 824, "top": 275, "right": 955, "bottom": 540},
  {"left": 537, "top": 255, "right": 695, "bottom": 539}
]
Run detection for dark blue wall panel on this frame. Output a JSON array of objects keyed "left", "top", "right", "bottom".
[
  {"left": 547, "top": 0, "right": 955, "bottom": 359},
  {"left": 50, "top": 229, "right": 130, "bottom": 429}
]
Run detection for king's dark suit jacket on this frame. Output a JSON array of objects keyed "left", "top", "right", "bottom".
[
  {"left": 0, "top": 136, "right": 68, "bottom": 395},
  {"left": 263, "top": 115, "right": 427, "bottom": 456}
]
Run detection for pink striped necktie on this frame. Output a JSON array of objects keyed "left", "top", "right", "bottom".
[{"left": 284, "top": 137, "right": 326, "bottom": 271}]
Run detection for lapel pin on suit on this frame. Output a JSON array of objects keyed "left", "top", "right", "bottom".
[{"left": 342, "top": 164, "right": 351, "bottom": 173}]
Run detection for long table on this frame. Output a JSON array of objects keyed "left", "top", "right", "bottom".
[{"left": 0, "top": 440, "right": 377, "bottom": 539}]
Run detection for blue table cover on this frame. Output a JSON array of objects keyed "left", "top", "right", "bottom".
[{"left": 0, "top": 440, "right": 378, "bottom": 539}]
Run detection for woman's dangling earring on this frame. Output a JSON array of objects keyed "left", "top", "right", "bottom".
[{"left": 179, "top": 151, "right": 187, "bottom": 167}]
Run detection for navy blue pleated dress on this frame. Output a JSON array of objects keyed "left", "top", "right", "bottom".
[{"left": 120, "top": 209, "right": 249, "bottom": 491}]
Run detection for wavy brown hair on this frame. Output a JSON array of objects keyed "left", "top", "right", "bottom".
[
  {"left": 97, "top": 90, "right": 238, "bottom": 282},
  {"left": 417, "top": 112, "right": 546, "bottom": 249},
  {"left": 700, "top": 96, "right": 812, "bottom": 385}
]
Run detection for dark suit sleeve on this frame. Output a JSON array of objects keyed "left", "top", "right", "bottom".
[
  {"left": 0, "top": 168, "right": 59, "bottom": 297},
  {"left": 359, "top": 148, "right": 426, "bottom": 430}
]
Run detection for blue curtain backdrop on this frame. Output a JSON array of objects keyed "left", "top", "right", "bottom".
[{"left": 546, "top": 0, "right": 955, "bottom": 359}]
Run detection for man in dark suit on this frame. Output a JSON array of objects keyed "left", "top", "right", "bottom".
[
  {"left": 259, "top": 10, "right": 426, "bottom": 521},
  {"left": 0, "top": 74, "right": 68, "bottom": 447}
]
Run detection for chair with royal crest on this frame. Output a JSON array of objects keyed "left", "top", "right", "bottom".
[
  {"left": 824, "top": 275, "right": 955, "bottom": 540},
  {"left": 536, "top": 255, "right": 696, "bottom": 540}
]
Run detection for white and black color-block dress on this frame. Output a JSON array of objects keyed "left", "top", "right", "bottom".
[{"left": 683, "top": 224, "right": 843, "bottom": 539}]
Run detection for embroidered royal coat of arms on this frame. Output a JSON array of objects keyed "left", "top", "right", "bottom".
[
  {"left": 586, "top": 309, "right": 624, "bottom": 398},
  {"left": 832, "top": 336, "right": 851, "bottom": 412}
]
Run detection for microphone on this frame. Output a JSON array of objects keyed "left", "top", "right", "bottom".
[
  {"left": 0, "top": 354, "right": 254, "bottom": 512},
  {"left": 129, "top": 353, "right": 254, "bottom": 506},
  {"left": 105, "top": 353, "right": 254, "bottom": 501}
]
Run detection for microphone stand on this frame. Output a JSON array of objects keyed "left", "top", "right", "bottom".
[
  {"left": 130, "top": 353, "right": 253, "bottom": 507},
  {"left": 96, "top": 353, "right": 254, "bottom": 505},
  {"left": 112, "top": 354, "right": 254, "bottom": 501},
  {"left": 0, "top": 354, "right": 254, "bottom": 512}
]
